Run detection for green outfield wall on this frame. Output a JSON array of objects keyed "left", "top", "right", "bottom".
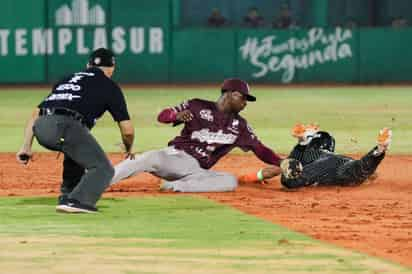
[
  {"left": 1, "top": 0, "right": 170, "bottom": 83},
  {"left": 1, "top": 0, "right": 412, "bottom": 84}
]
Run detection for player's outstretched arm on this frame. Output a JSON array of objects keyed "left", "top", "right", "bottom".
[
  {"left": 157, "top": 108, "right": 193, "bottom": 124},
  {"left": 238, "top": 166, "right": 280, "bottom": 184},
  {"left": 238, "top": 159, "right": 303, "bottom": 184},
  {"left": 16, "top": 108, "right": 39, "bottom": 165},
  {"left": 118, "top": 120, "right": 135, "bottom": 159},
  {"left": 252, "top": 142, "right": 282, "bottom": 166},
  {"left": 236, "top": 142, "right": 283, "bottom": 184}
]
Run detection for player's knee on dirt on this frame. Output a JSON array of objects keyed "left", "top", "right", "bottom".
[
  {"left": 227, "top": 174, "right": 238, "bottom": 191},
  {"left": 210, "top": 174, "right": 237, "bottom": 192},
  {"left": 172, "top": 173, "right": 237, "bottom": 192}
]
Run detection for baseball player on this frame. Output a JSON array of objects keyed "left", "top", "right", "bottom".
[
  {"left": 17, "top": 48, "right": 134, "bottom": 213},
  {"left": 239, "top": 124, "right": 392, "bottom": 189},
  {"left": 111, "top": 78, "right": 287, "bottom": 192}
]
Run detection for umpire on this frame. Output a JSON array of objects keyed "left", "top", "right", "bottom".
[{"left": 16, "top": 48, "right": 134, "bottom": 213}]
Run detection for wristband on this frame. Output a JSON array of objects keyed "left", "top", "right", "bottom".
[
  {"left": 169, "top": 110, "right": 177, "bottom": 122},
  {"left": 257, "top": 169, "right": 264, "bottom": 181}
]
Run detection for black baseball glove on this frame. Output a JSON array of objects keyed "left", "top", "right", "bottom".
[{"left": 280, "top": 158, "right": 303, "bottom": 179}]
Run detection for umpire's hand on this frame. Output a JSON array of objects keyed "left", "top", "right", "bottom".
[
  {"left": 16, "top": 147, "right": 33, "bottom": 165},
  {"left": 116, "top": 143, "right": 135, "bottom": 160},
  {"left": 125, "top": 151, "right": 135, "bottom": 160}
]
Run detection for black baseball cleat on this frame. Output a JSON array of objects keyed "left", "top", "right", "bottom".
[{"left": 56, "top": 199, "right": 98, "bottom": 214}]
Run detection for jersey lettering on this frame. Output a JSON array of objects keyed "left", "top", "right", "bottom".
[
  {"left": 55, "top": 83, "right": 82, "bottom": 91},
  {"left": 227, "top": 119, "right": 240, "bottom": 134},
  {"left": 75, "top": 72, "right": 95, "bottom": 76},
  {"left": 191, "top": 129, "right": 237, "bottom": 144},
  {"left": 199, "top": 109, "right": 214, "bottom": 122},
  {"left": 195, "top": 147, "right": 208, "bottom": 158},
  {"left": 169, "top": 99, "right": 260, "bottom": 169},
  {"left": 68, "top": 75, "right": 84, "bottom": 83},
  {"left": 45, "top": 93, "right": 81, "bottom": 101},
  {"left": 206, "top": 145, "right": 216, "bottom": 152}
]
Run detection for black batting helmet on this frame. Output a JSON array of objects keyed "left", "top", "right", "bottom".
[{"left": 308, "top": 131, "right": 335, "bottom": 152}]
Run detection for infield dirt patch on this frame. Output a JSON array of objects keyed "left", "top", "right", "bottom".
[{"left": 1, "top": 153, "right": 411, "bottom": 267}]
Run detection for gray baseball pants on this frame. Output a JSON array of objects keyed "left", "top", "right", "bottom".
[
  {"left": 33, "top": 115, "right": 114, "bottom": 206},
  {"left": 111, "top": 147, "right": 237, "bottom": 192}
]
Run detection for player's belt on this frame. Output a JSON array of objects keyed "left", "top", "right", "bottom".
[{"left": 39, "top": 107, "right": 88, "bottom": 127}]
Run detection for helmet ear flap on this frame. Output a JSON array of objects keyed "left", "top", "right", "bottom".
[{"left": 323, "top": 134, "right": 335, "bottom": 152}]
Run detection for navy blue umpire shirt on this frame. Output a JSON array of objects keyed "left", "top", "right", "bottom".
[{"left": 38, "top": 67, "right": 130, "bottom": 129}]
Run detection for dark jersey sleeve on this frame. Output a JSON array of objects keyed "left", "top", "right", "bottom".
[
  {"left": 38, "top": 96, "right": 50, "bottom": 108},
  {"left": 282, "top": 153, "right": 356, "bottom": 188},
  {"left": 107, "top": 84, "right": 130, "bottom": 122},
  {"left": 236, "top": 122, "right": 261, "bottom": 151},
  {"left": 335, "top": 148, "right": 384, "bottom": 185},
  {"left": 170, "top": 99, "right": 194, "bottom": 127},
  {"left": 252, "top": 142, "right": 282, "bottom": 166},
  {"left": 288, "top": 144, "right": 324, "bottom": 166},
  {"left": 172, "top": 99, "right": 192, "bottom": 113},
  {"left": 281, "top": 156, "right": 334, "bottom": 188}
]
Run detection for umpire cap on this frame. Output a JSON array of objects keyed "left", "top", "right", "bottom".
[
  {"left": 88, "top": 48, "right": 115, "bottom": 67},
  {"left": 221, "top": 78, "right": 256, "bottom": 101}
]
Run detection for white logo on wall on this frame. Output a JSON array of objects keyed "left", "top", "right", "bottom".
[
  {"left": 239, "top": 27, "right": 353, "bottom": 83},
  {"left": 56, "top": 0, "right": 105, "bottom": 26},
  {"left": 0, "top": 0, "right": 164, "bottom": 56}
]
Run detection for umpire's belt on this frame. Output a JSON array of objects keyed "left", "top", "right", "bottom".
[{"left": 39, "top": 108, "right": 87, "bottom": 127}]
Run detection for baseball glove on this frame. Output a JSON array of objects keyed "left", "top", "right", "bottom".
[{"left": 280, "top": 158, "right": 303, "bottom": 179}]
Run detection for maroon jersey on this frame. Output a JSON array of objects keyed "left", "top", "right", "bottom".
[{"left": 168, "top": 99, "right": 260, "bottom": 169}]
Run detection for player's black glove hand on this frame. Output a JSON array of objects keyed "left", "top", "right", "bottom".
[{"left": 280, "top": 158, "right": 303, "bottom": 179}]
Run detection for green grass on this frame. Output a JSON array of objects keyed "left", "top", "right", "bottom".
[
  {"left": 0, "top": 196, "right": 409, "bottom": 274},
  {"left": 0, "top": 196, "right": 303, "bottom": 244},
  {"left": 1, "top": 86, "right": 412, "bottom": 153}
]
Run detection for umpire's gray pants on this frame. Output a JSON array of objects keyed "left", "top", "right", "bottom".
[
  {"left": 33, "top": 115, "right": 114, "bottom": 206},
  {"left": 111, "top": 147, "right": 237, "bottom": 192}
]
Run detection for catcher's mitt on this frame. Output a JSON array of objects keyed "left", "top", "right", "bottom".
[{"left": 280, "top": 158, "right": 303, "bottom": 179}]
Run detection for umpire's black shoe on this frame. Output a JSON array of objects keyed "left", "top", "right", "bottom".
[
  {"left": 56, "top": 199, "right": 98, "bottom": 214},
  {"left": 57, "top": 194, "right": 69, "bottom": 205}
]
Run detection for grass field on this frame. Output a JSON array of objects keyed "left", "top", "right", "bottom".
[
  {"left": 1, "top": 86, "right": 411, "bottom": 273},
  {"left": 1, "top": 86, "right": 411, "bottom": 153},
  {"left": 0, "top": 196, "right": 410, "bottom": 274}
]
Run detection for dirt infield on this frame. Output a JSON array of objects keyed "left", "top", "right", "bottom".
[{"left": 1, "top": 152, "right": 411, "bottom": 267}]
